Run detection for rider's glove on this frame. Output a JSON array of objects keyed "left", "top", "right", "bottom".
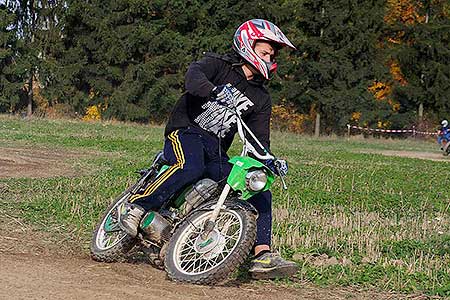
[
  {"left": 265, "top": 159, "right": 288, "bottom": 176},
  {"left": 210, "top": 84, "right": 234, "bottom": 105}
]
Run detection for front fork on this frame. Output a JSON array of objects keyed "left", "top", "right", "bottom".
[{"left": 200, "top": 184, "right": 231, "bottom": 239}]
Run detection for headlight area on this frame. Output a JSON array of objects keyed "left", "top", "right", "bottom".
[{"left": 245, "top": 169, "right": 268, "bottom": 192}]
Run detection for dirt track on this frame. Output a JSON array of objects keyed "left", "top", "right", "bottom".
[
  {"left": 358, "top": 149, "right": 450, "bottom": 162},
  {"left": 0, "top": 145, "right": 434, "bottom": 300},
  {"left": 0, "top": 221, "right": 403, "bottom": 300},
  {"left": 1, "top": 251, "right": 410, "bottom": 300}
]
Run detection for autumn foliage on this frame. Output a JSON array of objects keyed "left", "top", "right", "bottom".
[
  {"left": 358, "top": 0, "right": 422, "bottom": 128},
  {"left": 271, "top": 103, "right": 309, "bottom": 134},
  {"left": 384, "top": 0, "right": 426, "bottom": 25}
]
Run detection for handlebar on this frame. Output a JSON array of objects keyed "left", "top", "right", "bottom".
[{"left": 214, "top": 87, "right": 288, "bottom": 188}]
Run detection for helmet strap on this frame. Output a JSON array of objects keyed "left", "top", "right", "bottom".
[{"left": 245, "top": 62, "right": 259, "bottom": 75}]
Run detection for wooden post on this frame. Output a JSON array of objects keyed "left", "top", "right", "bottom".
[
  {"left": 314, "top": 113, "right": 320, "bottom": 138},
  {"left": 27, "top": 74, "right": 33, "bottom": 117},
  {"left": 418, "top": 103, "right": 423, "bottom": 122}
]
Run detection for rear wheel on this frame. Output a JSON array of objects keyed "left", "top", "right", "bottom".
[
  {"left": 90, "top": 191, "right": 137, "bottom": 262},
  {"left": 165, "top": 201, "right": 256, "bottom": 284},
  {"left": 443, "top": 141, "right": 450, "bottom": 156}
]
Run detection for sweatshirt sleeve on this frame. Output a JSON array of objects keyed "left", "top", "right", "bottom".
[
  {"left": 245, "top": 95, "right": 272, "bottom": 155},
  {"left": 185, "top": 55, "right": 223, "bottom": 98}
]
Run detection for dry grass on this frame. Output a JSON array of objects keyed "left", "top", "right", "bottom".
[{"left": 272, "top": 200, "right": 450, "bottom": 276}]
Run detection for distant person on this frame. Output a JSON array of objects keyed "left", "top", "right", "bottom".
[
  {"left": 119, "top": 19, "right": 298, "bottom": 279},
  {"left": 437, "top": 119, "right": 449, "bottom": 152}
]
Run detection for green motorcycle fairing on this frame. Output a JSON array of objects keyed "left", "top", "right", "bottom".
[
  {"left": 227, "top": 156, "right": 275, "bottom": 200},
  {"left": 153, "top": 156, "right": 275, "bottom": 207}
]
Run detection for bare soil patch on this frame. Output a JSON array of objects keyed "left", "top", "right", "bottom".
[
  {"left": 0, "top": 145, "right": 86, "bottom": 179},
  {"left": 1, "top": 252, "right": 409, "bottom": 300},
  {"left": 359, "top": 149, "right": 449, "bottom": 162},
  {"left": 0, "top": 207, "right": 422, "bottom": 300}
]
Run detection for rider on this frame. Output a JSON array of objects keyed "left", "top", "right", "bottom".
[
  {"left": 120, "top": 19, "right": 298, "bottom": 279},
  {"left": 438, "top": 119, "right": 449, "bottom": 150}
]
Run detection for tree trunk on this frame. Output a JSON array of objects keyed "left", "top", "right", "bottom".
[
  {"left": 418, "top": 103, "right": 423, "bottom": 122},
  {"left": 316, "top": 7, "right": 324, "bottom": 137},
  {"left": 320, "top": 7, "right": 325, "bottom": 38},
  {"left": 417, "top": 2, "right": 428, "bottom": 124},
  {"left": 27, "top": 0, "right": 36, "bottom": 117},
  {"left": 315, "top": 113, "right": 320, "bottom": 137},
  {"left": 27, "top": 73, "right": 33, "bottom": 117}
]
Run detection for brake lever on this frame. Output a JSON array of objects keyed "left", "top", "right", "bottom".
[
  {"left": 279, "top": 175, "right": 288, "bottom": 190},
  {"left": 274, "top": 165, "right": 288, "bottom": 190}
]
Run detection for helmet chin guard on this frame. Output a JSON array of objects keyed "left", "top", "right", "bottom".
[
  {"left": 267, "top": 61, "right": 278, "bottom": 74},
  {"left": 233, "top": 19, "right": 296, "bottom": 80}
]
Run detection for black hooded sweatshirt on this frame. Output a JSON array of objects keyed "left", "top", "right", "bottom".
[{"left": 164, "top": 52, "right": 272, "bottom": 153}]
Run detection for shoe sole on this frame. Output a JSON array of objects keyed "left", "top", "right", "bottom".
[{"left": 250, "top": 265, "right": 298, "bottom": 280}]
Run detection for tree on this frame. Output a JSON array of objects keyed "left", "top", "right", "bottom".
[
  {"left": 43, "top": 0, "right": 204, "bottom": 121},
  {"left": 0, "top": 1, "right": 25, "bottom": 113},
  {"left": 386, "top": 0, "right": 450, "bottom": 125},
  {"left": 285, "top": 0, "right": 389, "bottom": 134},
  {"left": 2, "top": 0, "right": 447, "bottom": 133},
  {"left": 0, "top": 0, "right": 63, "bottom": 116},
  {"left": 44, "top": 0, "right": 292, "bottom": 122}
]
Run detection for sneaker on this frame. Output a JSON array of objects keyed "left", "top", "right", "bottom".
[
  {"left": 248, "top": 252, "right": 298, "bottom": 280},
  {"left": 119, "top": 204, "right": 146, "bottom": 237}
]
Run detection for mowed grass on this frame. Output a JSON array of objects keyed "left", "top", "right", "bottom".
[{"left": 0, "top": 115, "right": 449, "bottom": 297}]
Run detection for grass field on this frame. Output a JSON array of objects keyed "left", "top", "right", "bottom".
[{"left": 1, "top": 115, "right": 449, "bottom": 297}]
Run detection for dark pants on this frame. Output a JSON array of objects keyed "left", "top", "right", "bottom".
[{"left": 130, "top": 127, "right": 272, "bottom": 247}]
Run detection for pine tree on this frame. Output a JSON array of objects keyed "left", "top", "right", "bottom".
[
  {"left": 3, "top": 0, "right": 447, "bottom": 131},
  {"left": 0, "top": 0, "right": 61, "bottom": 116},
  {"left": 386, "top": 0, "right": 450, "bottom": 124},
  {"left": 0, "top": 2, "right": 25, "bottom": 113},
  {"left": 44, "top": 0, "right": 207, "bottom": 121},
  {"left": 44, "top": 0, "right": 289, "bottom": 122},
  {"left": 284, "top": 0, "right": 389, "bottom": 134}
]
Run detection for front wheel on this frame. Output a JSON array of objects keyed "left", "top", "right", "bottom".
[
  {"left": 90, "top": 191, "right": 137, "bottom": 262},
  {"left": 164, "top": 201, "right": 257, "bottom": 284}
]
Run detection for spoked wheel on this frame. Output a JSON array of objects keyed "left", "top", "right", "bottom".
[
  {"left": 165, "top": 201, "right": 256, "bottom": 284},
  {"left": 443, "top": 142, "right": 450, "bottom": 156},
  {"left": 90, "top": 191, "right": 137, "bottom": 262}
]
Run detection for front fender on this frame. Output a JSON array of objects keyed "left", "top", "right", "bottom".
[
  {"left": 227, "top": 156, "right": 275, "bottom": 200},
  {"left": 195, "top": 199, "right": 258, "bottom": 216}
]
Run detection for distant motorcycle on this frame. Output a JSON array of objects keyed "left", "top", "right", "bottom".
[
  {"left": 437, "top": 129, "right": 450, "bottom": 156},
  {"left": 90, "top": 87, "right": 288, "bottom": 284}
]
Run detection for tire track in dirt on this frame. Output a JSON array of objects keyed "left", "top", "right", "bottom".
[
  {"left": 0, "top": 146, "right": 86, "bottom": 179},
  {"left": 0, "top": 253, "right": 406, "bottom": 300}
]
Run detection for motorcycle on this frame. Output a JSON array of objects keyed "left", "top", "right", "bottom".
[
  {"left": 90, "top": 87, "right": 288, "bottom": 284},
  {"left": 437, "top": 129, "right": 450, "bottom": 156}
]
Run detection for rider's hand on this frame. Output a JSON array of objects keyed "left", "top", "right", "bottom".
[
  {"left": 210, "top": 84, "right": 234, "bottom": 105},
  {"left": 266, "top": 159, "right": 288, "bottom": 176}
]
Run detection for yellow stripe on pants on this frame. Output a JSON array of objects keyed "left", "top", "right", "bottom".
[{"left": 130, "top": 130, "right": 185, "bottom": 203}]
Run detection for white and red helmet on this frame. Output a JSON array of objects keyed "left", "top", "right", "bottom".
[{"left": 233, "top": 19, "right": 296, "bottom": 80}]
